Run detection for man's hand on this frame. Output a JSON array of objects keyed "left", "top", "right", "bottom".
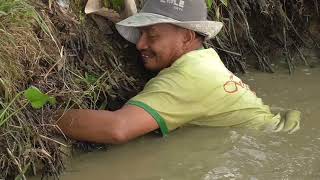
[{"left": 55, "top": 105, "right": 159, "bottom": 144}]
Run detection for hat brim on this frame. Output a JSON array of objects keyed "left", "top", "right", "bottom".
[{"left": 116, "top": 13, "right": 223, "bottom": 44}]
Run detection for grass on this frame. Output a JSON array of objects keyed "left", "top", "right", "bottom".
[
  {"left": 0, "top": 0, "right": 140, "bottom": 179},
  {"left": 0, "top": 1, "right": 62, "bottom": 177}
]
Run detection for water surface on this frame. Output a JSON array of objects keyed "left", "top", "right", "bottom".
[{"left": 61, "top": 67, "right": 320, "bottom": 180}]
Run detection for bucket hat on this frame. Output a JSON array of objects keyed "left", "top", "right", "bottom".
[{"left": 116, "top": 0, "right": 223, "bottom": 44}]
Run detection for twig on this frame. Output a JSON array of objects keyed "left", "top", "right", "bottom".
[
  {"left": 283, "top": 27, "right": 294, "bottom": 74},
  {"left": 213, "top": 46, "right": 242, "bottom": 56},
  {"left": 6, "top": 148, "right": 26, "bottom": 180},
  {"left": 44, "top": 46, "right": 65, "bottom": 80},
  {"left": 277, "top": 4, "right": 308, "bottom": 45},
  {"left": 293, "top": 43, "right": 309, "bottom": 66},
  {"left": 314, "top": 0, "right": 319, "bottom": 15},
  {"left": 39, "top": 134, "right": 69, "bottom": 147}
]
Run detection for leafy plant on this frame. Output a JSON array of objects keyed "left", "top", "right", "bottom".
[
  {"left": 85, "top": 73, "right": 98, "bottom": 85},
  {"left": 219, "top": 0, "right": 228, "bottom": 7},
  {"left": 206, "top": 0, "right": 228, "bottom": 8},
  {"left": 103, "top": 0, "right": 124, "bottom": 11},
  {"left": 24, "top": 86, "right": 56, "bottom": 109},
  {"left": 206, "top": 0, "right": 213, "bottom": 9},
  {"left": 111, "top": 0, "right": 124, "bottom": 11}
]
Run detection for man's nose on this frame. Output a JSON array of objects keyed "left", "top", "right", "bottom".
[{"left": 136, "top": 33, "right": 148, "bottom": 50}]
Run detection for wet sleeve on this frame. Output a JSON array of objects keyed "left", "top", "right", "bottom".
[{"left": 127, "top": 70, "right": 204, "bottom": 136}]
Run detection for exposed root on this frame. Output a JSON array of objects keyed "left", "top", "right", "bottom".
[{"left": 206, "top": 0, "right": 319, "bottom": 73}]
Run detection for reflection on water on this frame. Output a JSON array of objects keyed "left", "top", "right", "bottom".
[{"left": 60, "top": 67, "right": 320, "bottom": 180}]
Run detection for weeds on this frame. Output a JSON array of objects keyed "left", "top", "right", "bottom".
[
  {"left": 0, "top": 0, "right": 140, "bottom": 179},
  {"left": 205, "top": 0, "right": 319, "bottom": 73}
]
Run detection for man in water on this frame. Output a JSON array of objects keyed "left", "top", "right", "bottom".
[{"left": 56, "top": 0, "right": 301, "bottom": 144}]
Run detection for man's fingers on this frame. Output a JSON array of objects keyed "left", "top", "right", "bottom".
[
  {"left": 274, "top": 120, "right": 285, "bottom": 132},
  {"left": 273, "top": 110, "right": 301, "bottom": 133},
  {"left": 288, "top": 121, "right": 300, "bottom": 134}
]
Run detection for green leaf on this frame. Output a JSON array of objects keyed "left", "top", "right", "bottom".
[
  {"left": 103, "top": 0, "right": 111, "bottom": 8},
  {"left": 85, "top": 73, "right": 98, "bottom": 85},
  {"left": 48, "top": 96, "right": 57, "bottom": 105},
  {"left": 111, "top": 0, "right": 124, "bottom": 11},
  {"left": 219, "top": 0, "right": 228, "bottom": 7},
  {"left": 206, "top": 0, "right": 213, "bottom": 9},
  {"left": 24, "top": 86, "right": 56, "bottom": 109}
]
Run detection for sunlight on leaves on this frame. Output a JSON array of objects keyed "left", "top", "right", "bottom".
[
  {"left": 206, "top": 0, "right": 213, "bottom": 9},
  {"left": 219, "top": 0, "right": 228, "bottom": 7},
  {"left": 24, "top": 86, "right": 56, "bottom": 109},
  {"left": 85, "top": 73, "right": 98, "bottom": 85}
]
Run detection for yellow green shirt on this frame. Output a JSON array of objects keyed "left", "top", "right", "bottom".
[{"left": 127, "top": 48, "right": 300, "bottom": 136}]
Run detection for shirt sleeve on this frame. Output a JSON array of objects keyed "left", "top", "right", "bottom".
[{"left": 127, "top": 69, "right": 205, "bottom": 136}]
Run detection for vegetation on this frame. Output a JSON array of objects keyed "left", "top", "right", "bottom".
[
  {"left": 0, "top": 0, "right": 318, "bottom": 179},
  {"left": 0, "top": 0, "right": 142, "bottom": 179},
  {"left": 206, "top": 0, "right": 319, "bottom": 73}
]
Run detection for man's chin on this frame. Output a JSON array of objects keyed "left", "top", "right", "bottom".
[{"left": 144, "top": 64, "right": 162, "bottom": 72}]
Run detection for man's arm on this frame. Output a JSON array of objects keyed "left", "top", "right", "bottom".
[{"left": 56, "top": 105, "right": 159, "bottom": 144}]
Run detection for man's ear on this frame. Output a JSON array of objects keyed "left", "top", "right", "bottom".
[{"left": 182, "top": 29, "right": 197, "bottom": 49}]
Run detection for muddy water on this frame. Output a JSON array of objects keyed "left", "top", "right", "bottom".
[{"left": 61, "top": 67, "right": 320, "bottom": 180}]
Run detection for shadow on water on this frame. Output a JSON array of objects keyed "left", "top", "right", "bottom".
[{"left": 57, "top": 66, "right": 320, "bottom": 180}]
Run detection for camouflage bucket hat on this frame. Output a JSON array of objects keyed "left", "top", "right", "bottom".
[{"left": 116, "top": 0, "right": 223, "bottom": 44}]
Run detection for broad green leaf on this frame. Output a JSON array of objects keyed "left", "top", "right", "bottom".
[
  {"left": 219, "top": 0, "right": 228, "bottom": 7},
  {"left": 24, "top": 86, "right": 56, "bottom": 109}
]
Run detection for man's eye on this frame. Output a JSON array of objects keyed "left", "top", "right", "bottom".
[{"left": 148, "top": 34, "right": 158, "bottom": 39}]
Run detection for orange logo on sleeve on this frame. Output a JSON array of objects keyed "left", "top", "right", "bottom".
[{"left": 223, "top": 75, "right": 256, "bottom": 95}]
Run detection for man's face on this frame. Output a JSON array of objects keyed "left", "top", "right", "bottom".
[{"left": 136, "top": 24, "right": 186, "bottom": 71}]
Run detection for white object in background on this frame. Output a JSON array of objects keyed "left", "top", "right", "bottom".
[
  {"left": 85, "top": 0, "right": 137, "bottom": 23},
  {"left": 57, "top": 0, "right": 70, "bottom": 9}
]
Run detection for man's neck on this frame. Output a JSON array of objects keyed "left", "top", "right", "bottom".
[{"left": 185, "top": 43, "right": 204, "bottom": 54}]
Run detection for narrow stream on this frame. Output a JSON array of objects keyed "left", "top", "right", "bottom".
[{"left": 60, "top": 66, "right": 320, "bottom": 180}]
